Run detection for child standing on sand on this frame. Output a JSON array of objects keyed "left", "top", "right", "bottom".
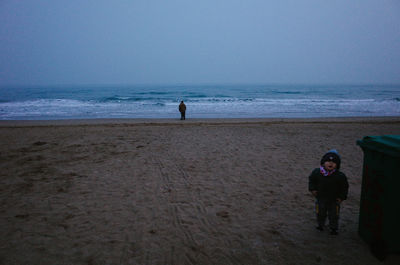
[{"left": 308, "top": 150, "right": 349, "bottom": 235}]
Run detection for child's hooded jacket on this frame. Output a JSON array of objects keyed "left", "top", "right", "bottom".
[
  {"left": 308, "top": 150, "right": 349, "bottom": 201},
  {"left": 308, "top": 168, "right": 349, "bottom": 201}
]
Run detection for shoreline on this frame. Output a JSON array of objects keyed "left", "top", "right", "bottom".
[{"left": 1, "top": 116, "right": 400, "bottom": 127}]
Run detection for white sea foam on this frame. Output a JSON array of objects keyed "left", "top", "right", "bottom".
[{"left": 0, "top": 85, "right": 399, "bottom": 119}]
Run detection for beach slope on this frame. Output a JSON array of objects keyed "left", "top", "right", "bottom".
[{"left": 1, "top": 118, "right": 399, "bottom": 264}]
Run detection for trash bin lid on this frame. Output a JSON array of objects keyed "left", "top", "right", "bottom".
[{"left": 357, "top": 135, "right": 400, "bottom": 158}]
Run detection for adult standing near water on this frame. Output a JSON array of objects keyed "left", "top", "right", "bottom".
[{"left": 179, "top": 101, "right": 186, "bottom": 120}]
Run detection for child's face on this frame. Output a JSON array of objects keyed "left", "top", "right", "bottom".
[{"left": 323, "top": 161, "right": 337, "bottom": 171}]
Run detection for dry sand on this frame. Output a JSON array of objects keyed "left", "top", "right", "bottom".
[{"left": 1, "top": 117, "right": 400, "bottom": 265}]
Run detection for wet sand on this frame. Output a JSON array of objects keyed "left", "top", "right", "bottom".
[{"left": 1, "top": 117, "right": 400, "bottom": 265}]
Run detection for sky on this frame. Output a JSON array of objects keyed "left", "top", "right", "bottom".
[{"left": 0, "top": 0, "right": 400, "bottom": 86}]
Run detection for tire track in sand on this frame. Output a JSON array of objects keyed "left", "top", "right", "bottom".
[
  {"left": 153, "top": 156, "right": 198, "bottom": 265},
  {"left": 154, "top": 153, "right": 242, "bottom": 265}
]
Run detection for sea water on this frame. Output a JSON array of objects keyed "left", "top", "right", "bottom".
[{"left": 0, "top": 84, "right": 399, "bottom": 120}]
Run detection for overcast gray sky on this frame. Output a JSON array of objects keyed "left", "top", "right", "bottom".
[{"left": 1, "top": 0, "right": 399, "bottom": 86}]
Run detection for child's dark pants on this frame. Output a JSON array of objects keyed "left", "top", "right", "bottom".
[{"left": 315, "top": 199, "right": 340, "bottom": 231}]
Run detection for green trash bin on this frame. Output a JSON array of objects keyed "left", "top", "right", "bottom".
[{"left": 357, "top": 135, "right": 400, "bottom": 259}]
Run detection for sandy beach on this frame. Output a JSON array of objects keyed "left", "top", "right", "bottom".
[{"left": 1, "top": 117, "right": 399, "bottom": 265}]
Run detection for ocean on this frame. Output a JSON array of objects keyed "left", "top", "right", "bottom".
[{"left": 0, "top": 84, "right": 399, "bottom": 120}]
